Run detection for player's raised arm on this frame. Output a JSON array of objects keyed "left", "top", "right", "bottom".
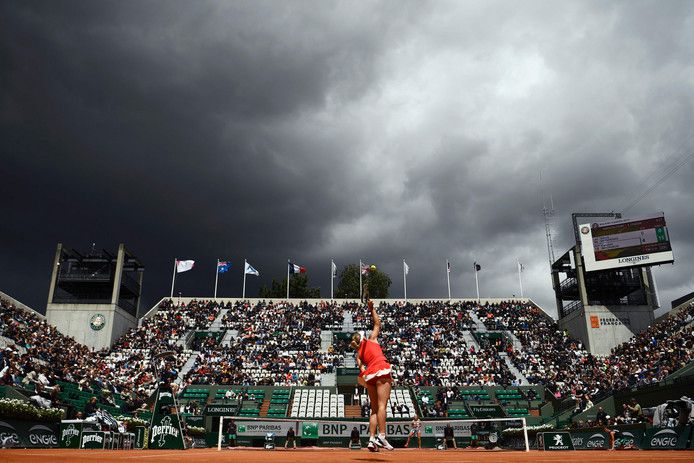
[{"left": 368, "top": 299, "right": 381, "bottom": 340}]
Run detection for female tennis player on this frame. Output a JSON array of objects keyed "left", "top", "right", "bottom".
[{"left": 350, "top": 291, "right": 393, "bottom": 452}]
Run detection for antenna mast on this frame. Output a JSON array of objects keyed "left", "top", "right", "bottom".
[{"left": 540, "top": 171, "right": 556, "bottom": 268}]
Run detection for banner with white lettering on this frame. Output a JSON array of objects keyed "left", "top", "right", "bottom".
[
  {"left": 148, "top": 386, "right": 186, "bottom": 450},
  {"left": 237, "top": 420, "right": 298, "bottom": 437},
  {"left": 0, "top": 419, "right": 59, "bottom": 448}
]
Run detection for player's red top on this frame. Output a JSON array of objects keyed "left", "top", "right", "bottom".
[{"left": 358, "top": 339, "right": 392, "bottom": 384}]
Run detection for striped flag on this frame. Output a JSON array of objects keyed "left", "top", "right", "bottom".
[
  {"left": 289, "top": 262, "right": 307, "bottom": 274},
  {"left": 245, "top": 262, "right": 259, "bottom": 276}
]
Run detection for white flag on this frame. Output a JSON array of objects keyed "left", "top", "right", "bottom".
[
  {"left": 403, "top": 260, "right": 409, "bottom": 275},
  {"left": 331, "top": 261, "right": 337, "bottom": 277},
  {"left": 245, "top": 261, "right": 260, "bottom": 276},
  {"left": 176, "top": 260, "right": 195, "bottom": 273}
]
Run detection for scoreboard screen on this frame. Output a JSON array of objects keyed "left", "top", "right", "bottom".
[{"left": 579, "top": 213, "right": 674, "bottom": 272}]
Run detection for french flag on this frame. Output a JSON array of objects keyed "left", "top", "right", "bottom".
[{"left": 288, "top": 262, "right": 307, "bottom": 274}]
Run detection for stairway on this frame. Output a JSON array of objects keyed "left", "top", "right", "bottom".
[
  {"left": 174, "top": 351, "right": 199, "bottom": 385},
  {"left": 342, "top": 310, "right": 354, "bottom": 332},
  {"left": 321, "top": 372, "right": 336, "bottom": 386},
  {"left": 209, "top": 308, "right": 229, "bottom": 332},
  {"left": 462, "top": 331, "right": 479, "bottom": 350},
  {"left": 221, "top": 330, "right": 238, "bottom": 347},
  {"left": 176, "top": 330, "right": 193, "bottom": 348},
  {"left": 344, "top": 404, "right": 362, "bottom": 418},
  {"left": 259, "top": 398, "right": 271, "bottom": 417},
  {"left": 320, "top": 330, "right": 332, "bottom": 352},
  {"left": 500, "top": 352, "right": 529, "bottom": 385},
  {"left": 505, "top": 330, "right": 524, "bottom": 351},
  {"left": 469, "top": 311, "right": 488, "bottom": 332}
]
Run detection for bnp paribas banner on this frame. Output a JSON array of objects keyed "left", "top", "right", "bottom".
[
  {"left": 298, "top": 420, "right": 473, "bottom": 439},
  {"left": 237, "top": 420, "right": 298, "bottom": 437},
  {"left": 148, "top": 387, "right": 186, "bottom": 450}
]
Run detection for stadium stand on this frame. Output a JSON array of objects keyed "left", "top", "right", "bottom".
[
  {"left": 347, "top": 300, "right": 516, "bottom": 387},
  {"left": 183, "top": 300, "right": 344, "bottom": 386},
  {"left": 2, "top": 292, "right": 693, "bottom": 429}
]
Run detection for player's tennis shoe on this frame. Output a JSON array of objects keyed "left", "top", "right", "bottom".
[
  {"left": 376, "top": 434, "right": 394, "bottom": 450},
  {"left": 367, "top": 438, "right": 379, "bottom": 452}
]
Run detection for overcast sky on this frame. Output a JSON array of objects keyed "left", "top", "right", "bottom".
[{"left": 2, "top": 1, "right": 693, "bottom": 317}]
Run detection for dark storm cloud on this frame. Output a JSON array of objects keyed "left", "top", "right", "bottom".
[{"left": 1, "top": 0, "right": 693, "bottom": 316}]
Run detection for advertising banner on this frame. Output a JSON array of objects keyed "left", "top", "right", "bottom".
[
  {"left": 469, "top": 405, "right": 505, "bottom": 418},
  {"left": 134, "top": 426, "right": 147, "bottom": 449},
  {"left": 81, "top": 431, "right": 108, "bottom": 449},
  {"left": 570, "top": 430, "right": 610, "bottom": 450},
  {"left": 0, "top": 419, "right": 59, "bottom": 448},
  {"left": 539, "top": 431, "right": 574, "bottom": 450},
  {"left": 641, "top": 426, "right": 692, "bottom": 450},
  {"left": 204, "top": 404, "right": 240, "bottom": 417},
  {"left": 59, "top": 422, "right": 81, "bottom": 448},
  {"left": 149, "top": 386, "right": 186, "bottom": 450},
  {"left": 237, "top": 420, "right": 298, "bottom": 437}
]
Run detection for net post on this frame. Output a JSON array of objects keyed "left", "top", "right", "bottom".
[
  {"left": 217, "top": 416, "right": 223, "bottom": 451},
  {"left": 522, "top": 417, "right": 530, "bottom": 452}
]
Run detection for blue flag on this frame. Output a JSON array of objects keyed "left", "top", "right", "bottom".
[{"left": 217, "top": 261, "right": 231, "bottom": 274}]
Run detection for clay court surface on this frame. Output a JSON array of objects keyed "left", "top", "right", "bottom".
[{"left": 2, "top": 448, "right": 694, "bottom": 463}]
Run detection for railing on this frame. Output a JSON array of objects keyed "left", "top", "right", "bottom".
[{"left": 560, "top": 300, "right": 583, "bottom": 318}]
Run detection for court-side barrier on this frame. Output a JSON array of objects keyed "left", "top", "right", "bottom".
[{"left": 0, "top": 418, "right": 59, "bottom": 448}]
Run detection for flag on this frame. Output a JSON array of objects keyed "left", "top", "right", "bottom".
[
  {"left": 288, "top": 262, "right": 306, "bottom": 274},
  {"left": 447, "top": 261, "right": 451, "bottom": 273},
  {"left": 217, "top": 261, "right": 231, "bottom": 274},
  {"left": 403, "top": 261, "right": 409, "bottom": 275},
  {"left": 176, "top": 260, "right": 195, "bottom": 273},
  {"left": 474, "top": 262, "right": 481, "bottom": 272},
  {"left": 331, "top": 261, "right": 337, "bottom": 277},
  {"left": 245, "top": 262, "right": 259, "bottom": 276},
  {"left": 360, "top": 262, "right": 371, "bottom": 275},
  {"left": 518, "top": 262, "right": 524, "bottom": 272}
]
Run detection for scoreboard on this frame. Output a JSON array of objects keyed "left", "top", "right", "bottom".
[{"left": 579, "top": 213, "right": 674, "bottom": 272}]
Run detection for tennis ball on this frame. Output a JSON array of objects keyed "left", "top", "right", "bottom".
[{"left": 370, "top": 264, "right": 377, "bottom": 271}]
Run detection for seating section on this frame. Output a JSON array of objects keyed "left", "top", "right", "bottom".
[
  {"left": 447, "top": 402, "right": 470, "bottom": 418},
  {"left": 3, "top": 290, "right": 693, "bottom": 424},
  {"left": 185, "top": 300, "right": 344, "bottom": 386},
  {"left": 268, "top": 389, "right": 291, "bottom": 417},
  {"left": 358, "top": 388, "right": 415, "bottom": 418},
  {"left": 345, "top": 301, "right": 516, "bottom": 387},
  {"left": 180, "top": 387, "right": 210, "bottom": 402},
  {"left": 290, "top": 389, "right": 345, "bottom": 418}
]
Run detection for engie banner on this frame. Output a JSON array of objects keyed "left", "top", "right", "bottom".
[{"left": 0, "top": 419, "right": 59, "bottom": 448}]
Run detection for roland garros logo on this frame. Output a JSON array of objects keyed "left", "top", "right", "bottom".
[
  {"left": 150, "top": 416, "right": 179, "bottom": 447},
  {"left": 89, "top": 313, "right": 106, "bottom": 331}
]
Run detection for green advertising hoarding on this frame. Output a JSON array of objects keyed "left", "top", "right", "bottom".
[{"left": 148, "top": 387, "right": 186, "bottom": 450}]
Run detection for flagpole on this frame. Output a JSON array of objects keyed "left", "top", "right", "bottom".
[
  {"left": 170, "top": 258, "right": 177, "bottom": 298},
  {"left": 446, "top": 260, "right": 451, "bottom": 300},
  {"left": 403, "top": 260, "right": 407, "bottom": 302},
  {"left": 517, "top": 260, "right": 524, "bottom": 298},
  {"left": 242, "top": 259, "right": 247, "bottom": 299},
  {"left": 214, "top": 259, "right": 219, "bottom": 299},
  {"left": 331, "top": 259, "right": 334, "bottom": 300},
  {"left": 359, "top": 260, "right": 363, "bottom": 302},
  {"left": 474, "top": 262, "right": 480, "bottom": 302},
  {"left": 286, "top": 259, "right": 290, "bottom": 300}
]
